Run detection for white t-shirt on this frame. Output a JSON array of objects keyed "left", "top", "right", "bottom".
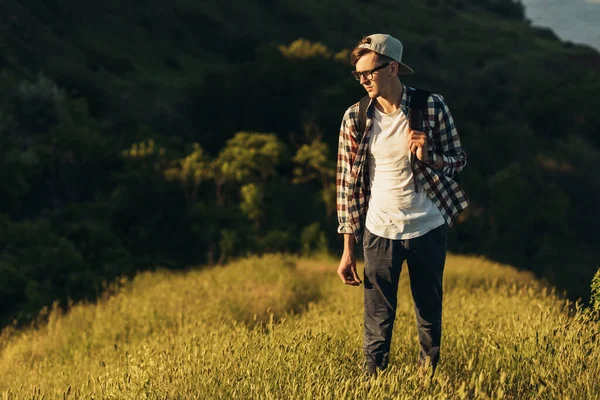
[{"left": 365, "top": 106, "right": 445, "bottom": 240}]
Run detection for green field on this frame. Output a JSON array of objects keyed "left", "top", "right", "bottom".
[{"left": 0, "top": 254, "right": 598, "bottom": 399}]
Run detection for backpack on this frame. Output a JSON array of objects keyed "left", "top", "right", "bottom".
[{"left": 356, "top": 88, "right": 433, "bottom": 191}]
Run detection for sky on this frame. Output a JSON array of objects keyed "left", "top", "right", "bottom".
[{"left": 521, "top": 0, "right": 600, "bottom": 50}]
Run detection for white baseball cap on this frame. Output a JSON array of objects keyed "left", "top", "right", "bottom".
[{"left": 357, "top": 33, "right": 414, "bottom": 75}]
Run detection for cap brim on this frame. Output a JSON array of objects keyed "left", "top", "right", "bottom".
[{"left": 398, "top": 62, "right": 414, "bottom": 75}]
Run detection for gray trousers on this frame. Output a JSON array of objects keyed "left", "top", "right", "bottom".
[{"left": 362, "top": 223, "right": 448, "bottom": 374}]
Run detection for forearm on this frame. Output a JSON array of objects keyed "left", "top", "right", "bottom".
[
  {"left": 422, "top": 152, "right": 444, "bottom": 171},
  {"left": 424, "top": 151, "right": 465, "bottom": 176},
  {"left": 440, "top": 151, "right": 466, "bottom": 176},
  {"left": 343, "top": 234, "right": 355, "bottom": 254}
]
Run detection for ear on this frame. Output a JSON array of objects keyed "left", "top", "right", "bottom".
[{"left": 391, "top": 61, "right": 400, "bottom": 77}]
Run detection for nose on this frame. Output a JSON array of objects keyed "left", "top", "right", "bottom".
[{"left": 360, "top": 74, "right": 370, "bottom": 85}]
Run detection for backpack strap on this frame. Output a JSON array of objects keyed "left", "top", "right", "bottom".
[
  {"left": 408, "top": 88, "right": 432, "bottom": 192},
  {"left": 408, "top": 88, "right": 432, "bottom": 129},
  {"left": 357, "top": 95, "right": 370, "bottom": 142}
]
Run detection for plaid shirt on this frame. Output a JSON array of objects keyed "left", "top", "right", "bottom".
[{"left": 336, "top": 84, "right": 469, "bottom": 243}]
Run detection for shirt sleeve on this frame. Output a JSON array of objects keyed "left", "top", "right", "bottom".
[
  {"left": 336, "top": 109, "right": 356, "bottom": 235},
  {"left": 427, "top": 94, "right": 467, "bottom": 177}
]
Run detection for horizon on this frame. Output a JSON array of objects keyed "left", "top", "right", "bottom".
[{"left": 522, "top": 0, "right": 600, "bottom": 50}]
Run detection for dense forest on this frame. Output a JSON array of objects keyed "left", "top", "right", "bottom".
[{"left": 1, "top": 0, "right": 599, "bottom": 327}]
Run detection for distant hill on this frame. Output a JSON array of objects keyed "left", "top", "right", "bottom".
[{"left": 2, "top": 0, "right": 597, "bottom": 135}]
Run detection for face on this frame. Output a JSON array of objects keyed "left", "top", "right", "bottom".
[{"left": 354, "top": 52, "right": 397, "bottom": 99}]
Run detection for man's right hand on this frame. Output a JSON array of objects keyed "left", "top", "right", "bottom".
[{"left": 337, "top": 251, "right": 362, "bottom": 286}]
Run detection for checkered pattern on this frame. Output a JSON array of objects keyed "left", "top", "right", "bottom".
[{"left": 336, "top": 85, "right": 469, "bottom": 243}]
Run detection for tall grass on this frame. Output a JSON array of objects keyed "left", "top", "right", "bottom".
[{"left": 0, "top": 253, "right": 598, "bottom": 399}]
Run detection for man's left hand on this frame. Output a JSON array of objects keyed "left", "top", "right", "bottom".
[{"left": 408, "top": 129, "right": 429, "bottom": 163}]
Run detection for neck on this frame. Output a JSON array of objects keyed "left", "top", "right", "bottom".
[{"left": 375, "top": 80, "right": 403, "bottom": 114}]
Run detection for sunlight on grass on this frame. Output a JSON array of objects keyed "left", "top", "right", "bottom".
[{"left": 0, "top": 253, "right": 598, "bottom": 399}]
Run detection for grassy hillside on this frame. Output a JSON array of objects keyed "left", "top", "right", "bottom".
[
  {"left": 1, "top": 254, "right": 598, "bottom": 399},
  {"left": 1, "top": 0, "right": 600, "bottom": 338}
]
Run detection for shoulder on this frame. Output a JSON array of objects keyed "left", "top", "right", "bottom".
[
  {"left": 341, "top": 101, "right": 361, "bottom": 125},
  {"left": 427, "top": 92, "right": 447, "bottom": 107},
  {"left": 425, "top": 92, "right": 450, "bottom": 117},
  {"left": 406, "top": 86, "right": 446, "bottom": 108},
  {"left": 346, "top": 101, "right": 361, "bottom": 117}
]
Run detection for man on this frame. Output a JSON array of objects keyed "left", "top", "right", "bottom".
[{"left": 335, "top": 33, "right": 469, "bottom": 378}]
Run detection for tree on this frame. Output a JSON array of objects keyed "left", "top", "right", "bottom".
[
  {"left": 212, "top": 131, "right": 286, "bottom": 206},
  {"left": 163, "top": 143, "right": 212, "bottom": 206},
  {"left": 209, "top": 132, "right": 287, "bottom": 261},
  {"left": 292, "top": 138, "right": 336, "bottom": 219}
]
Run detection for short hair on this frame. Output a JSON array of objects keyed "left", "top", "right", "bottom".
[{"left": 350, "top": 37, "right": 395, "bottom": 66}]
